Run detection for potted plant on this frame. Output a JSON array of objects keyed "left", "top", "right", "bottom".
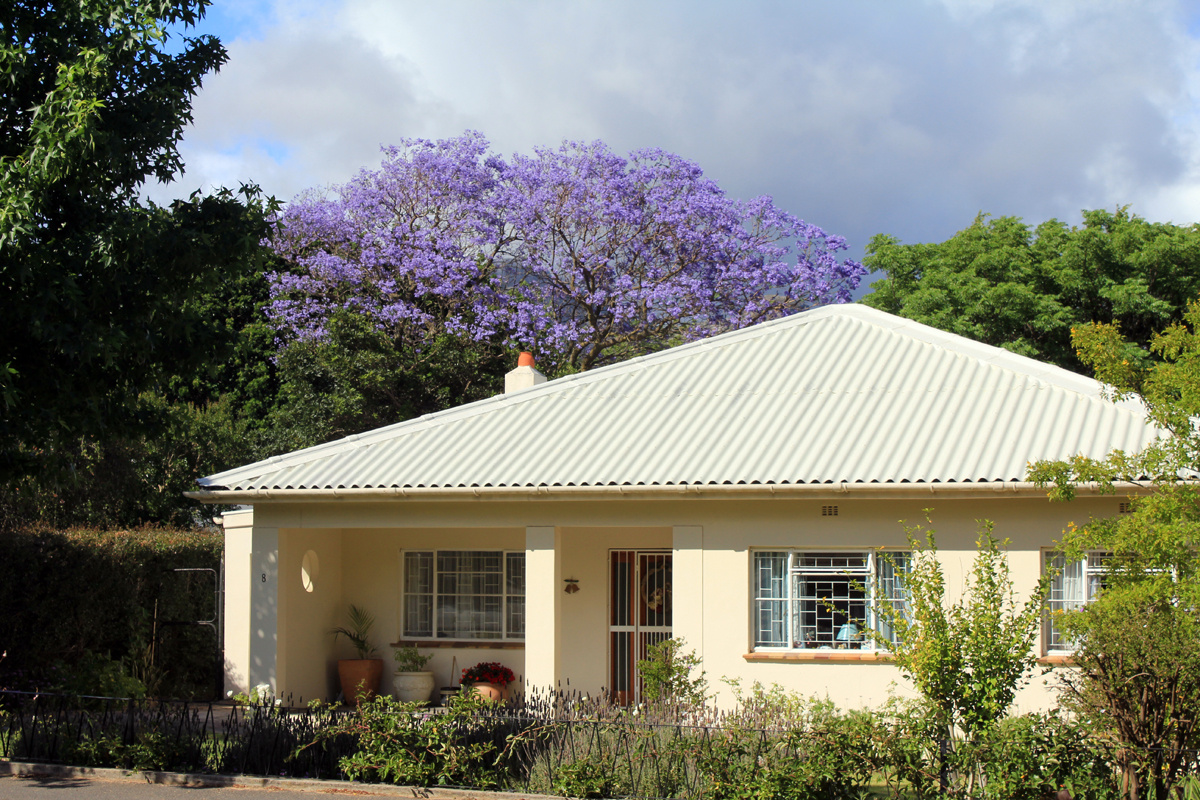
[
  {"left": 330, "top": 604, "right": 382, "bottom": 707},
  {"left": 461, "top": 661, "right": 516, "bottom": 703},
  {"left": 391, "top": 646, "right": 435, "bottom": 703}
]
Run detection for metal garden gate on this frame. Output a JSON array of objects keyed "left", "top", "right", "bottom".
[{"left": 608, "top": 550, "right": 672, "bottom": 704}]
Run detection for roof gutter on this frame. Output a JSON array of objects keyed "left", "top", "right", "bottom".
[{"left": 185, "top": 480, "right": 1155, "bottom": 505}]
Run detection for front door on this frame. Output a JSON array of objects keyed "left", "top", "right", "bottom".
[{"left": 608, "top": 550, "right": 672, "bottom": 704}]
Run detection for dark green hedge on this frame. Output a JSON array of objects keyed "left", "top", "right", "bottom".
[{"left": 0, "top": 526, "right": 222, "bottom": 698}]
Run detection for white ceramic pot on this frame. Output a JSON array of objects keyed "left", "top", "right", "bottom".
[{"left": 392, "top": 671, "right": 436, "bottom": 703}]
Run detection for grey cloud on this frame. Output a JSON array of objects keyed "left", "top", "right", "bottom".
[
  {"left": 159, "top": 16, "right": 465, "bottom": 202},
  {"left": 169, "top": 0, "right": 1200, "bottom": 264}
]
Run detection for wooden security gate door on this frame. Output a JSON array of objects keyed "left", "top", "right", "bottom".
[{"left": 609, "top": 550, "right": 672, "bottom": 704}]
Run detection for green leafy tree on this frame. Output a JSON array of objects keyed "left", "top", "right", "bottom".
[
  {"left": 0, "top": 0, "right": 278, "bottom": 479},
  {"left": 1030, "top": 302, "right": 1200, "bottom": 800},
  {"left": 259, "top": 310, "right": 512, "bottom": 453},
  {"left": 861, "top": 208, "right": 1200, "bottom": 375},
  {"left": 0, "top": 393, "right": 255, "bottom": 530},
  {"left": 873, "top": 518, "right": 1050, "bottom": 742}
]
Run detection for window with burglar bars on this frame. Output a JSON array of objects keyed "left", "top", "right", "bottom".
[
  {"left": 403, "top": 550, "right": 525, "bottom": 640},
  {"left": 753, "top": 550, "right": 908, "bottom": 651},
  {"left": 1045, "top": 551, "right": 1108, "bottom": 652}
]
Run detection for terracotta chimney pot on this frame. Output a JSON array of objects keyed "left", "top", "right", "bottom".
[{"left": 504, "top": 352, "right": 547, "bottom": 394}]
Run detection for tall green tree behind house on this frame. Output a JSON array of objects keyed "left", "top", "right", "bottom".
[
  {"left": 861, "top": 208, "right": 1200, "bottom": 374},
  {"left": 0, "top": 0, "right": 279, "bottom": 482}
]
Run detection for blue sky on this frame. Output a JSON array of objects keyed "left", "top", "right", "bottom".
[{"left": 157, "top": 0, "right": 1200, "bottom": 277}]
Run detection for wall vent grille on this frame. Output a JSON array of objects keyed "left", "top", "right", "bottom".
[{"left": 821, "top": 505, "right": 839, "bottom": 517}]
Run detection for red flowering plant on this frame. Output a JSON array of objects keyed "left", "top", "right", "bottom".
[{"left": 461, "top": 661, "right": 516, "bottom": 687}]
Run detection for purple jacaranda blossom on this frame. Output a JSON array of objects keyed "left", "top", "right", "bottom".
[
  {"left": 267, "top": 132, "right": 865, "bottom": 371},
  {"left": 267, "top": 131, "right": 511, "bottom": 351}
]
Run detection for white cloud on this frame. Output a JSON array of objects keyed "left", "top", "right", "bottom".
[{"left": 165, "top": 0, "right": 1200, "bottom": 257}]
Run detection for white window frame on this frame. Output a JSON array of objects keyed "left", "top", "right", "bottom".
[
  {"left": 1044, "top": 550, "right": 1108, "bottom": 653},
  {"left": 401, "top": 549, "right": 525, "bottom": 642},
  {"left": 752, "top": 549, "right": 909, "bottom": 653}
]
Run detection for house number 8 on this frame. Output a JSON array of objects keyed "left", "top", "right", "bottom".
[{"left": 261, "top": 573, "right": 266, "bottom": 582}]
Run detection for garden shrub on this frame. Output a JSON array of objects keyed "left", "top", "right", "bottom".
[
  {"left": 689, "top": 690, "right": 878, "bottom": 800},
  {"left": 302, "top": 691, "right": 511, "bottom": 787},
  {"left": 551, "top": 751, "right": 630, "bottom": 799},
  {"left": 61, "top": 730, "right": 189, "bottom": 771},
  {"left": 0, "top": 681, "right": 1172, "bottom": 798},
  {"left": 0, "top": 526, "right": 221, "bottom": 698},
  {"left": 870, "top": 696, "right": 946, "bottom": 800},
  {"left": 46, "top": 650, "right": 148, "bottom": 699},
  {"left": 979, "top": 712, "right": 1118, "bottom": 800},
  {"left": 636, "top": 637, "right": 707, "bottom": 707}
]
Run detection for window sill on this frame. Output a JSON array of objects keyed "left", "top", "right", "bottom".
[
  {"left": 744, "top": 651, "right": 893, "bottom": 663},
  {"left": 391, "top": 640, "right": 525, "bottom": 650},
  {"left": 1036, "top": 654, "right": 1076, "bottom": 666}
]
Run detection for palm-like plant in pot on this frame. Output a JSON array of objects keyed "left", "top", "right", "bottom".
[{"left": 331, "top": 604, "right": 382, "bottom": 707}]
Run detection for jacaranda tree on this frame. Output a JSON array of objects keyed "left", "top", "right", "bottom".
[{"left": 268, "top": 132, "right": 865, "bottom": 373}]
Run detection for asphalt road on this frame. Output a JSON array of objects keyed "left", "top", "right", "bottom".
[{"left": 0, "top": 774, "right": 376, "bottom": 798}]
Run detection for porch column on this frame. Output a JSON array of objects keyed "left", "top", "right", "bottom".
[
  {"left": 672, "top": 526, "right": 704, "bottom": 656},
  {"left": 525, "top": 526, "right": 561, "bottom": 696},
  {"left": 221, "top": 510, "right": 254, "bottom": 696},
  {"left": 249, "top": 525, "right": 280, "bottom": 694}
]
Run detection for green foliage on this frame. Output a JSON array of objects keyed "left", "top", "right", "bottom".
[
  {"left": 302, "top": 691, "right": 506, "bottom": 787},
  {"left": 874, "top": 517, "right": 1051, "bottom": 740},
  {"left": 636, "top": 637, "right": 707, "bottom": 707},
  {"left": 48, "top": 649, "right": 147, "bottom": 700},
  {"left": 260, "top": 310, "right": 511, "bottom": 453},
  {"left": 62, "top": 730, "right": 185, "bottom": 771},
  {"left": 870, "top": 696, "right": 946, "bottom": 800},
  {"left": 1055, "top": 575, "right": 1200, "bottom": 800},
  {"left": 551, "top": 750, "right": 631, "bottom": 799},
  {"left": 0, "top": 685, "right": 1182, "bottom": 798},
  {"left": 392, "top": 646, "right": 433, "bottom": 672},
  {"left": 0, "top": 0, "right": 280, "bottom": 480},
  {"left": 331, "top": 604, "right": 377, "bottom": 660},
  {"left": 688, "top": 694, "right": 877, "bottom": 800},
  {"left": 0, "top": 393, "right": 256, "bottom": 530},
  {"left": 960, "top": 712, "right": 1119, "bottom": 800},
  {"left": 0, "top": 526, "right": 221, "bottom": 698},
  {"left": 861, "top": 208, "right": 1200, "bottom": 375},
  {"left": 1030, "top": 304, "right": 1200, "bottom": 800},
  {"left": 1031, "top": 300, "right": 1200, "bottom": 499}
]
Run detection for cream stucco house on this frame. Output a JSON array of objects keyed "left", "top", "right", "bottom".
[{"left": 189, "top": 304, "right": 1158, "bottom": 710}]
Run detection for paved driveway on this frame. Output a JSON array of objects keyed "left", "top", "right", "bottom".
[
  {"left": 0, "top": 769, "right": 548, "bottom": 800},
  {"left": 0, "top": 773, "right": 365, "bottom": 798}
]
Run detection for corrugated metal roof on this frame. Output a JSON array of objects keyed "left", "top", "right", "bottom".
[{"left": 199, "top": 304, "right": 1159, "bottom": 492}]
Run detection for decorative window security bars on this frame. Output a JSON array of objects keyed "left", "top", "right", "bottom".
[
  {"left": 753, "top": 550, "right": 909, "bottom": 651},
  {"left": 403, "top": 550, "right": 525, "bottom": 641},
  {"left": 609, "top": 550, "right": 672, "bottom": 704},
  {"left": 1045, "top": 551, "right": 1109, "bottom": 652}
]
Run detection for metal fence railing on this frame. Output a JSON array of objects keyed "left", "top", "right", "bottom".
[
  {"left": 0, "top": 690, "right": 351, "bottom": 778},
  {"left": 4, "top": 689, "right": 1200, "bottom": 799}
]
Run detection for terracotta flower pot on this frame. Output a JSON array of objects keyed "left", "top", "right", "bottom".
[
  {"left": 338, "top": 659, "right": 384, "bottom": 707},
  {"left": 467, "top": 681, "right": 508, "bottom": 702}
]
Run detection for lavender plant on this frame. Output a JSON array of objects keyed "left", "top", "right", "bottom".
[{"left": 267, "top": 132, "right": 865, "bottom": 373}]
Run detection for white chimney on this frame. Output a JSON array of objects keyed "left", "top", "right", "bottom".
[{"left": 504, "top": 352, "right": 547, "bottom": 394}]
